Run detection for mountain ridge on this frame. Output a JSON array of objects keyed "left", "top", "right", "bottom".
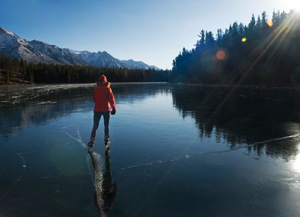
[{"left": 0, "top": 27, "right": 160, "bottom": 70}]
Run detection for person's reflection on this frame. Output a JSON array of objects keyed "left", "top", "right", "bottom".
[{"left": 88, "top": 146, "right": 118, "bottom": 216}]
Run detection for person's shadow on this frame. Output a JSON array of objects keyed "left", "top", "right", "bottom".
[{"left": 88, "top": 146, "right": 118, "bottom": 216}]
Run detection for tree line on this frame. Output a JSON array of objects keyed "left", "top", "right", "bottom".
[
  {"left": 0, "top": 56, "right": 170, "bottom": 84},
  {"left": 171, "top": 10, "right": 300, "bottom": 87}
]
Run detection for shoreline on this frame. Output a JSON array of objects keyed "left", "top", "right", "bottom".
[
  {"left": 172, "top": 83, "right": 300, "bottom": 91},
  {"left": 2, "top": 82, "right": 300, "bottom": 91}
]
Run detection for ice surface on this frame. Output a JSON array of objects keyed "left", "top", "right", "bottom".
[{"left": 1, "top": 84, "right": 300, "bottom": 217}]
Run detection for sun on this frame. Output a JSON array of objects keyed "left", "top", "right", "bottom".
[{"left": 279, "top": 0, "right": 300, "bottom": 12}]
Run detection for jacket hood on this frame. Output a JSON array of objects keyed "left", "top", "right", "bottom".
[{"left": 97, "top": 82, "right": 110, "bottom": 87}]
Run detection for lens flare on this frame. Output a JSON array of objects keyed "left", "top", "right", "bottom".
[{"left": 215, "top": 49, "right": 227, "bottom": 61}]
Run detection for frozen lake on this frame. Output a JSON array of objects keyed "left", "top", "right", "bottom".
[{"left": 1, "top": 83, "right": 300, "bottom": 217}]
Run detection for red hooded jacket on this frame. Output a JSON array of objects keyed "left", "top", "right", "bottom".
[{"left": 93, "top": 82, "right": 116, "bottom": 112}]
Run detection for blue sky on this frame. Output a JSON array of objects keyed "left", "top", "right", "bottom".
[{"left": 0, "top": 0, "right": 298, "bottom": 69}]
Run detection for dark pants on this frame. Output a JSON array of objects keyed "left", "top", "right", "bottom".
[{"left": 91, "top": 111, "right": 110, "bottom": 140}]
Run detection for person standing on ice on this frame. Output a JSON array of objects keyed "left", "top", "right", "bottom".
[{"left": 88, "top": 74, "right": 116, "bottom": 148}]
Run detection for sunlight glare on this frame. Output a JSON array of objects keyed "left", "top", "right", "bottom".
[
  {"left": 266, "top": 20, "right": 273, "bottom": 27},
  {"left": 293, "top": 154, "right": 300, "bottom": 173},
  {"left": 292, "top": 144, "right": 300, "bottom": 173},
  {"left": 278, "top": 0, "right": 300, "bottom": 12}
]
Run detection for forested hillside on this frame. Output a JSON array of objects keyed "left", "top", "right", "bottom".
[
  {"left": 171, "top": 10, "right": 300, "bottom": 87},
  {"left": 0, "top": 56, "right": 169, "bottom": 84}
]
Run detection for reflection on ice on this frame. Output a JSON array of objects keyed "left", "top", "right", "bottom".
[
  {"left": 88, "top": 148, "right": 117, "bottom": 216},
  {"left": 119, "top": 132, "right": 300, "bottom": 171},
  {"left": 292, "top": 145, "right": 300, "bottom": 173},
  {"left": 2, "top": 83, "right": 300, "bottom": 216}
]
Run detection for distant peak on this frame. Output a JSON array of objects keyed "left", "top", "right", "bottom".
[
  {"left": 0, "top": 27, "right": 16, "bottom": 36},
  {"left": 0, "top": 27, "right": 156, "bottom": 70}
]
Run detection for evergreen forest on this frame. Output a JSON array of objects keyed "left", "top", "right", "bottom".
[
  {"left": 171, "top": 10, "right": 300, "bottom": 87},
  {"left": 0, "top": 56, "right": 170, "bottom": 84}
]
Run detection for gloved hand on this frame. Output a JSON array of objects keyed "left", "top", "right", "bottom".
[{"left": 111, "top": 109, "right": 116, "bottom": 115}]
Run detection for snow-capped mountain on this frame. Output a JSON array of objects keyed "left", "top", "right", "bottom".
[
  {"left": 76, "top": 50, "right": 124, "bottom": 68},
  {"left": 0, "top": 27, "right": 159, "bottom": 70},
  {"left": 0, "top": 27, "right": 54, "bottom": 64},
  {"left": 30, "top": 40, "right": 86, "bottom": 65},
  {"left": 120, "top": 59, "right": 151, "bottom": 70}
]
